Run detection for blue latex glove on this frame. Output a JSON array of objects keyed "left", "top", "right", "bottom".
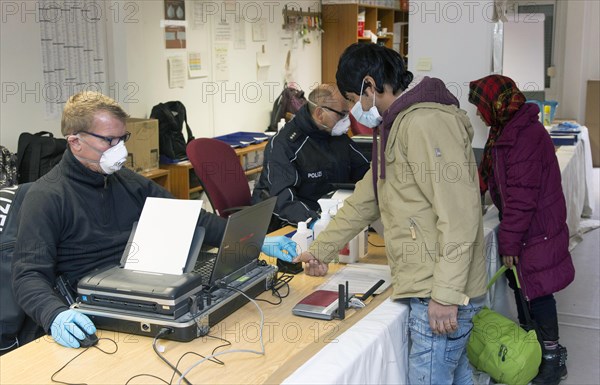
[
  {"left": 50, "top": 309, "right": 96, "bottom": 348},
  {"left": 261, "top": 236, "right": 298, "bottom": 262}
]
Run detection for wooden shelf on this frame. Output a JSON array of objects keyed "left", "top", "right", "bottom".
[
  {"left": 245, "top": 167, "right": 263, "bottom": 176},
  {"left": 160, "top": 141, "right": 267, "bottom": 199},
  {"left": 140, "top": 168, "right": 171, "bottom": 192},
  {"left": 322, "top": 4, "right": 408, "bottom": 84}
]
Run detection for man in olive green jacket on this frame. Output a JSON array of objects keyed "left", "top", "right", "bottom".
[{"left": 294, "top": 43, "right": 487, "bottom": 385}]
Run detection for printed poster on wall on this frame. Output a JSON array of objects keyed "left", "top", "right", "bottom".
[
  {"left": 214, "top": 44, "right": 230, "bottom": 81},
  {"left": 165, "top": 25, "right": 186, "bottom": 49},
  {"left": 188, "top": 52, "right": 207, "bottom": 78},
  {"left": 165, "top": 0, "right": 185, "bottom": 21}
]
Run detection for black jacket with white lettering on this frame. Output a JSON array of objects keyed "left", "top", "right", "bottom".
[{"left": 252, "top": 105, "right": 370, "bottom": 226}]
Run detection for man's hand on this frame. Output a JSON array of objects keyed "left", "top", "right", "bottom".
[
  {"left": 502, "top": 255, "right": 519, "bottom": 268},
  {"left": 428, "top": 299, "right": 458, "bottom": 335},
  {"left": 293, "top": 252, "right": 329, "bottom": 276}
]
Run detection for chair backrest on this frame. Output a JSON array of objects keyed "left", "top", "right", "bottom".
[{"left": 186, "top": 138, "right": 251, "bottom": 218}]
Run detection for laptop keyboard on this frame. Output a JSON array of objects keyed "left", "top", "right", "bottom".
[{"left": 192, "top": 251, "right": 217, "bottom": 284}]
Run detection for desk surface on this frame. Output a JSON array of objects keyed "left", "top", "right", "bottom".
[{"left": 0, "top": 231, "right": 389, "bottom": 385}]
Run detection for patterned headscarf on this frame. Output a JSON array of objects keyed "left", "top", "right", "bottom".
[{"left": 468, "top": 75, "right": 526, "bottom": 192}]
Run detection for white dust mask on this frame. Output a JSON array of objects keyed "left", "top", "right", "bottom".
[
  {"left": 98, "top": 140, "right": 128, "bottom": 174},
  {"left": 330, "top": 115, "right": 351, "bottom": 136},
  {"left": 77, "top": 136, "right": 128, "bottom": 175}
]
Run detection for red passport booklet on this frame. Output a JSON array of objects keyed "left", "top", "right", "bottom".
[{"left": 292, "top": 290, "right": 340, "bottom": 320}]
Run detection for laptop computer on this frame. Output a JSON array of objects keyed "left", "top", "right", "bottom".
[{"left": 192, "top": 197, "right": 276, "bottom": 289}]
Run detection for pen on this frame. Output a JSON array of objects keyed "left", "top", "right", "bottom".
[{"left": 360, "top": 279, "right": 385, "bottom": 301}]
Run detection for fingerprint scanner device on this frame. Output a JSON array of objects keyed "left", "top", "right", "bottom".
[{"left": 75, "top": 198, "right": 278, "bottom": 342}]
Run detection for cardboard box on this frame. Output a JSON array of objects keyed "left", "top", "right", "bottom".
[
  {"left": 585, "top": 80, "right": 600, "bottom": 167},
  {"left": 125, "top": 118, "right": 159, "bottom": 173}
]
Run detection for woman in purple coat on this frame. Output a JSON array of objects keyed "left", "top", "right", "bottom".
[{"left": 469, "top": 75, "right": 575, "bottom": 385}]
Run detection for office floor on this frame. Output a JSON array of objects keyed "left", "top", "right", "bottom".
[{"left": 555, "top": 167, "right": 600, "bottom": 385}]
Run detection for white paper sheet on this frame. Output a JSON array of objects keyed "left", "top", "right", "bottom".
[
  {"left": 124, "top": 198, "right": 203, "bottom": 274},
  {"left": 188, "top": 51, "right": 206, "bottom": 78},
  {"left": 168, "top": 56, "right": 186, "bottom": 88},
  {"left": 318, "top": 263, "right": 392, "bottom": 296}
]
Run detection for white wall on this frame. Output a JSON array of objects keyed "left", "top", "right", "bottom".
[
  {"left": 561, "top": 0, "right": 600, "bottom": 122},
  {"left": 1, "top": 1, "right": 58, "bottom": 151},
  {"left": 0, "top": 0, "right": 322, "bottom": 152},
  {"left": 408, "top": 0, "right": 495, "bottom": 148}
]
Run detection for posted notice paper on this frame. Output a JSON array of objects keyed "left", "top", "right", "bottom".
[{"left": 124, "top": 197, "right": 203, "bottom": 274}]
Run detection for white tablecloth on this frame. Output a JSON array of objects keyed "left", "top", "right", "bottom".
[
  {"left": 283, "top": 298, "right": 409, "bottom": 385},
  {"left": 555, "top": 125, "right": 596, "bottom": 237}
]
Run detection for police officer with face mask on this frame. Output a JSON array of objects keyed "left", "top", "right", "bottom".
[{"left": 252, "top": 84, "right": 370, "bottom": 229}]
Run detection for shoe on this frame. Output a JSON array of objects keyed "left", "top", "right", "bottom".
[{"left": 531, "top": 345, "right": 568, "bottom": 385}]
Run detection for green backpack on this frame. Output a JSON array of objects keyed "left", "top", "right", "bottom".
[{"left": 467, "top": 266, "right": 542, "bottom": 385}]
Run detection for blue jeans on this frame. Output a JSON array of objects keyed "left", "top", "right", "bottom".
[{"left": 408, "top": 296, "right": 485, "bottom": 385}]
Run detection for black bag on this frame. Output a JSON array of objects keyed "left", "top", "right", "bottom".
[
  {"left": 150, "top": 101, "right": 195, "bottom": 161},
  {"left": 267, "top": 84, "right": 307, "bottom": 132},
  {"left": 0, "top": 183, "right": 43, "bottom": 355},
  {"left": 0, "top": 146, "right": 17, "bottom": 189},
  {"left": 16, "top": 131, "right": 67, "bottom": 184}
]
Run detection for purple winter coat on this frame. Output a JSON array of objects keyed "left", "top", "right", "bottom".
[{"left": 488, "top": 103, "right": 575, "bottom": 300}]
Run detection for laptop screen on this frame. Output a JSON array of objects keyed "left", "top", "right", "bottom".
[{"left": 208, "top": 197, "right": 276, "bottom": 287}]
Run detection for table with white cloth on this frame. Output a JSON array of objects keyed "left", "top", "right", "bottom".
[
  {"left": 282, "top": 298, "right": 409, "bottom": 385},
  {"left": 554, "top": 125, "right": 596, "bottom": 239}
]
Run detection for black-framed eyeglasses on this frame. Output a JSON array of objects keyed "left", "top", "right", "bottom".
[
  {"left": 321, "top": 105, "right": 348, "bottom": 118},
  {"left": 77, "top": 131, "right": 131, "bottom": 147}
]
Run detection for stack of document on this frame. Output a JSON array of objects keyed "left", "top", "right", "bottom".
[{"left": 550, "top": 122, "right": 580, "bottom": 146}]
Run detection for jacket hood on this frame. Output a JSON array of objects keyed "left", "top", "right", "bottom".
[
  {"left": 372, "top": 77, "right": 464, "bottom": 191},
  {"left": 382, "top": 76, "right": 460, "bottom": 132}
]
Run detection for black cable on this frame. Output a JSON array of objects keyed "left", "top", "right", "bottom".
[
  {"left": 50, "top": 338, "right": 118, "bottom": 385},
  {"left": 125, "top": 374, "right": 170, "bottom": 385},
  {"left": 206, "top": 333, "right": 232, "bottom": 358},
  {"left": 368, "top": 240, "right": 385, "bottom": 247},
  {"left": 167, "top": 352, "right": 218, "bottom": 384},
  {"left": 254, "top": 272, "right": 292, "bottom": 305},
  {"left": 152, "top": 328, "right": 192, "bottom": 385}
]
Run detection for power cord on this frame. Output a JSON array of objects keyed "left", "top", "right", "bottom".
[
  {"left": 368, "top": 240, "right": 385, "bottom": 248},
  {"left": 176, "top": 286, "right": 266, "bottom": 385},
  {"left": 126, "top": 328, "right": 230, "bottom": 385},
  {"left": 254, "top": 272, "right": 293, "bottom": 305},
  {"left": 151, "top": 328, "right": 192, "bottom": 385},
  {"left": 50, "top": 338, "right": 118, "bottom": 385}
]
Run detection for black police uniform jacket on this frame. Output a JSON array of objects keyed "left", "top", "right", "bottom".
[{"left": 252, "top": 104, "right": 370, "bottom": 226}]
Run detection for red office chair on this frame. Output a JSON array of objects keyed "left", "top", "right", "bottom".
[{"left": 186, "top": 138, "right": 251, "bottom": 218}]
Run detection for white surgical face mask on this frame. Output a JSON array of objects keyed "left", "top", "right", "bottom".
[
  {"left": 78, "top": 136, "right": 128, "bottom": 174},
  {"left": 350, "top": 80, "right": 383, "bottom": 128},
  {"left": 330, "top": 115, "right": 351, "bottom": 136}
]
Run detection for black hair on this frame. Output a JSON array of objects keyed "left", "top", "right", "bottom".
[{"left": 335, "top": 43, "right": 413, "bottom": 99}]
